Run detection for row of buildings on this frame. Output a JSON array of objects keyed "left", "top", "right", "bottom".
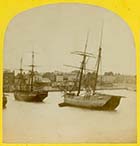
[{"left": 3, "top": 69, "right": 136, "bottom": 92}]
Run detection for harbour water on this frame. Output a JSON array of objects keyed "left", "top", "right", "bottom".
[{"left": 3, "top": 90, "right": 136, "bottom": 143}]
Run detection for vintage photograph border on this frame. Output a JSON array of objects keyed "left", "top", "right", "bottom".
[{"left": 0, "top": 0, "right": 139, "bottom": 145}]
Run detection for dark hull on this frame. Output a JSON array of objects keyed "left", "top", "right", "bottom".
[
  {"left": 59, "top": 93, "right": 122, "bottom": 110},
  {"left": 3, "top": 95, "right": 7, "bottom": 109},
  {"left": 14, "top": 91, "right": 48, "bottom": 102}
]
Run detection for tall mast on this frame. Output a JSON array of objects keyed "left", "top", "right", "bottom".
[
  {"left": 20, "top": 57, "right": 23, "bottom": 75},
  {"left": 19, "top": 57, "right": 23, "bottom": 91},
  {"left": 30, "top": 51, "right": 35, "bottom": 92},
  {"left": 77, "top": 31, "right": 89, "bottom": 96},
  {"left": 92, "top": 22, "right": 104, "bottom": 94}
]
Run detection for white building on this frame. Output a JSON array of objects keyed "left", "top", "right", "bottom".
[{"left": 56, "top": 75, "right": 63, "bottom": 82}]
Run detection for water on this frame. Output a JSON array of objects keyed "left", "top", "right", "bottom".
[{"left": 3, "top": 90, "right": 136, "bottom": 143}]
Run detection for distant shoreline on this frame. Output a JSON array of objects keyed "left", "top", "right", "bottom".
[{"left": 4, "top": 86, "right": 136, "bottom": 94}]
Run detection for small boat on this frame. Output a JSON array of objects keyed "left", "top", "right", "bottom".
[
  {"left": 14, "top": 52, "right": 48, "bottom": 102},
  {"left": 3, "top": 94, "right": 7, "bottom": 108},
  {"left": 59, "top": 26, "right": 125, "bottom": 110}
]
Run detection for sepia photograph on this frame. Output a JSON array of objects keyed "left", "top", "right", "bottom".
[{"left": 3, "top": 3, "right": 136, "bottom": 143}]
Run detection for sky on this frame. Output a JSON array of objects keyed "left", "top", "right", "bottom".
[{"left": 4, "top": 3, "right": 136, "bottom": 75}]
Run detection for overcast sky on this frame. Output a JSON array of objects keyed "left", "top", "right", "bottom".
[{"left": 4, "top": 3, "right": 136, "bottom": 75}]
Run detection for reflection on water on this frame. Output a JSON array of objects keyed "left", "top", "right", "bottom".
[{"left": 3, "top": 90, "right": 136, "bottom": 143}]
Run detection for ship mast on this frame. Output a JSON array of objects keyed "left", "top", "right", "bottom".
[
  {"left": 77, "top": 31, "right": 89, "bottom": 96},
  {"left": 19, "top": 57, "right": 23, "bottom": 91},
  {"left": 92, "top": 22, "right": 104, "bottom": 94},
  {"left": 30, "top": 51, "right": 35, "bottom": 92}
]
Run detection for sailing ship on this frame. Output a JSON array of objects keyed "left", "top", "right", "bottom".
[
  {"left": 59, "top": 27, "right": 125, "bottom": 110},
  {"left": 14, "top": 51, "right": 48, "bottom": 102}
]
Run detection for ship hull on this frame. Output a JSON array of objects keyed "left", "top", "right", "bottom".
[
  {"left": 59, "top": 93, "right": 122, "bottom": 110},
  {"left": 3, "top": 95, "right": 7, "bottom": 109},
  {"left": 14, "top": 91, "right": 48, "bottom": 102}
]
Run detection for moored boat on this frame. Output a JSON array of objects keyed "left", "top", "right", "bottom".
[
  {"left": 59, "top": 25, "right": 125, "bottom": 110},
  {"left": 3, "top": 94, "right": 7, "bottom": 108},
  {"left": 14, "top": 90, "right": 48, "bottom": 102},
  {"left": 14, "top": 52, "right": 48, "bottom": 102},
  {"left": 60, "top": 92, "right": 122, "bottom": 110}
]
